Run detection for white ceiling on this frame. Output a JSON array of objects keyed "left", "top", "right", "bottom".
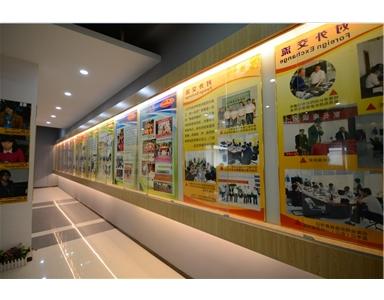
[{"left": 0, "top": 24, "right": 161, "bottom": 129}]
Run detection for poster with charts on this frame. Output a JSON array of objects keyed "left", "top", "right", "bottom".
[
  {"left": 138, "top": 94, "right": 177, "bottom": 199},
  {"left": 182, "top": 54, "right": 265, "bottom": 221},
  {"left": 114, "top": 110, "right": 138, "bottom": 189},
  {"left": 0, "top": 99, "right": 31, "bottom": 204},
  {"left": 96, "top": 122, "right": 114, "bottom": 184},
  {"left": 276, "top": 24, "right": 383, "bottom": 250}
]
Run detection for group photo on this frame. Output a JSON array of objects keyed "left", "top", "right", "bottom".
[
  {"left": 217, "top": 88, "right": 257, "bottom": 129},
  {"left": 155, "top": 116, "right": 172, "bottom": 139},
  {"left": 285, "top": 169, "right": 383, "bottom": 230},
  {"left": 289, "top": 60, "right": 336, "bottom": 100},
  {"left": 218, "top": 171, "right": 260, "bottom": 209},
  {"left": 155, "top": 140, "right": 172, "bottom": 163}
]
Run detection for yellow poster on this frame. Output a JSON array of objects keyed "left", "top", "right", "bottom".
[
  {"left": 183, "top": 54, "right": 265, "bottom": 221},
  {"left": 276, "top": 24, "right": 383, "bottom": 250}
]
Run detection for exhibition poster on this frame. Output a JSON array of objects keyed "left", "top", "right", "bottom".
[
  {"left": 86, "top": 129, "right": 98, "bottom": 180},
  {"left": 96, "top": 122, "right": 114, "bottom": 184},
  {"left": 115, "top": 110, "right": 138, "bottom": 188},
  {"left": 0, "top": 99, "right": 32, "bottom": 204},
  {"left": 74, "top": 135, "right": 82, "bottom": 176},
  {"left": 276, "top": 24, "right": 383, "bottom": 249},
  {"left": 138, "top": 94, "right": 177, "bottom": 199},
  {"left": 182, "top": 54, "right": 265, "bottom": 220}
]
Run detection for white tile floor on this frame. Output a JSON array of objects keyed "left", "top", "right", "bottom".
[{"left": 0, "top": 187, "right": 183, "bottom": 279}]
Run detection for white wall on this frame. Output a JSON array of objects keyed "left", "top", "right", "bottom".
[
  {"left": 58, "top": 176, "right": 318, "bottom": 278},
  {"left": 0, "top": 55, "right": 38, "bottom": 250}
]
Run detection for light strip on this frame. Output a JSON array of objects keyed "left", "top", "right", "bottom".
[
  {"left": 57, "top": 23, "right": 324, "bottom": 146},
  {"left": 53, "top": 231, "right": 77, "bottom": 279},
  {"left": 53, "top": 200, "right": 117, "bottom": 279}
]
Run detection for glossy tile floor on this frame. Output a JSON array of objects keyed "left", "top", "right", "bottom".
[{"left": 1, "top": 187, "right": 184, "bottom": 279}]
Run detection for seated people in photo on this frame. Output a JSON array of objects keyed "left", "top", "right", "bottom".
[
  {"left": 0, "top": 169, "right": 16, "bottom": 197},
  {"left": 290, "top": 68, "right": 308, "bottom": 96},
  {"left": 335, "top": 126, "right": 350, "bottom": 142},
  {"left": 295, "top": 129, "right": 309, "bottom": 155},
  {"left": 343, "top": 186, "right": 354, "bottom": 200},
  {"left": 307, "top": 118, "right": 324, "bottom": 151},
  {"left": 0, "top": 135, "right": 26, "bottom": 162},
  {"left": 310, "top": 64, "right": 326, "bottom": 88},
  {"left": 346, "top": 188, "right": 383, "bottom": 225},
  {"left": 365, "top": 63, "right": 383, "bottom": 95},
  {"left": 230, "top": 107, "right": 238, "bottom": 127},
  {"left": 0, "top": 103, "right": 24, "bottom": 129},
  {"left": 318, "top": 182, "right": 327, "bottom": 195}
]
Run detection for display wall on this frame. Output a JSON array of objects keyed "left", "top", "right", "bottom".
[{"left": 53, "top": 23, "right": 383, "bottom": 254}]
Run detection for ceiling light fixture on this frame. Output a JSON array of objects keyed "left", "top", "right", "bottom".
[
  {"left": 64, "top": 91, "right": 72, "bottom": 97},
  {"left": 46, "top": 121, "right": 51, "bottom": 124},
  {"left": 51, "top": 115, "right": 56, "bottom": 118},
  {"left": 55, "top": 106, "right": 62, "bottom": 110},
  {"left": 80, "top": 69, "right": 89, "bottom": 76}
]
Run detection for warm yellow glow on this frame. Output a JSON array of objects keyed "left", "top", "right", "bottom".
[{"left": 58, "top": 23, "right": 324, "bottom": 144}]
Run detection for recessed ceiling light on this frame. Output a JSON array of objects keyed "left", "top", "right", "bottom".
[
  {"left": 64, "top": 91, "right": 72, "bottom": 97},
  {"left": 55, "top": 106, "right": 62, "bottom": 110},
  {"left": 80, "top": 69, "right": 89, "bottom": 75},
  {"left": 51, "top": 115, "right": 56, "bottom": 118},
  {"left": 46, "top": 121, "right": 51, "bottom": 124}
]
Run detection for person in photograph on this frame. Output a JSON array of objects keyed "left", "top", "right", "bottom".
[
  {"left": 346, "top": 188, "right": 383, "bottom": 225},
  {"left": 291, "top": 68, "right": 308, "bottom": 96},
  {"left": 343, "top": 186, "right": 354, "bottom": 199},
  {"left": 230, "top": 106, "right": 238, "bottom": 127},
  {"left": 117, "top": 128, "right": 124, "bottom": 151},
  {"left": 218, "top": 107, "right": 225, "bottom": 127},
  {"left": 365, "top": 64, "right": 383, "bottom": 91},
  {"left": 245, "top": 99, "right": 256, "bottom": 125},
  {"left": 0, "top": 103, "right": 24, "bottom": 129},
  {"left": 310, "top": 64, "right": 326, "bottom": 87},
  {"left": 295, "top": 129, "right": 309, "bottom": 155},
  {"left": 224, "top": 107, "right": 231, "bottom": 128},
  {"left": 318, "top": 182, "right": 327, "bottom": 195},
  {"left": 328, "top": 183, "right": 336, "bottom": 195},
  {"left": 0, "top": 169, "right": 16, "bottom": 197},
  {"left": 308, "top": 118, "right": 324, "bottom": 150},
  {"left": 0, "top": 135, "right": 26, "bottom": 162},
  {"left": 335, "top": 126, "right": 350, "bottom": 142},
  {"left": 353, "top": 178, "right": 363, "bottom": 196},
  {"left": 237, "top": 102, "right": 246, "bottom": 126}
]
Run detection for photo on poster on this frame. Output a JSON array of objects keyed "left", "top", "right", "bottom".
[
  {"left": 283, "top": 105, "right": 358, "bottom": 156},
  {"left": 284, "top": 169, "right": 383, "bottom": 230},
  {"left": 218, "top": 171, "right": 261, "bottom": 210},
  {"left": 0, "top": 168, "right": 28, "bottom": 201},
  {"left": 142, "top": 139, "right": 156, "bottom": 154},
  {"left": 154, "top": 181, "right": 172, "bottom": 194},
  {"left": 155, "top": 116, "right": 172, "bottom": 139},
  {"left": 142, "top": 119, "right": 155, "bottom": 136},
  {"left": 217, "top": 88, "right": 257, "bottom": 129},
  {"left": 116, "top": 127, "right": 124, "bottom": 152},
  {"left": 141, "top": 160, "right": 155, "bottom": 176},
  {"left": 116, "top": 155, "right": 124, "bottom": 169},
  {"left": 357, "top": 36, "right": 383, "bottom": 99},
  {"left": 289, "top": 60, "right": 336, "bottom": 100},
  {"left": 124, "top": 163, "right": 133, "bottom": 181},
  {"left": 218, "top": 132, "right": 259, "bottom": 165},
  {"left": 356, "top": 113, "right": 383, "bottom": 169},
  {"left": 155, "top": 140, "right": 172, "bottom": 163},
  {"left": 0, "top": 99, "right": 31, "bottom": 130},
  {"left": 185, "top": 150, "right": 216, "bottom": 183},
  {"left": 0, "top": 134, "right": 29, "bottom": 163}
]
